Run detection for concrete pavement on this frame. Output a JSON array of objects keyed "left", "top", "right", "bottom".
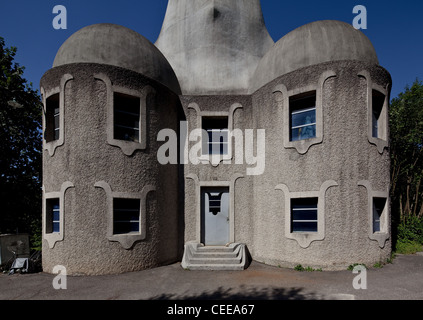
[{"left": 0, "top": 253, "right": 422, "bottom": 300}]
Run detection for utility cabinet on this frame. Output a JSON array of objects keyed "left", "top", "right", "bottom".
[{"left": 0, "top": 234, "right": 30, "bottom": 266}]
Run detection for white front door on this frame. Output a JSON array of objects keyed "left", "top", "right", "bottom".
[{"left": 201, "top": 187, "right": 230, "bottom": 246}]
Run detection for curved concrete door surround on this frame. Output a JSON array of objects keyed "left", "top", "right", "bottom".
[{"left": 201, "top": 187, "right": 230, "bottom": 246}]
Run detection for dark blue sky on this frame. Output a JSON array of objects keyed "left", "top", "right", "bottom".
[{"left": 1, "top": 0, "right": 422, "bottom": 99}]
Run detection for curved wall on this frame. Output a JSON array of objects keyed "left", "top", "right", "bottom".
[
  {"left": 181, "top": 60, "right": 391, "bottom": 270},
  {"left": 41, "top": 64, "right": 181, "bottom": 275},
  {"left": 249, "top": 60, "right": 392, "bottom": 269}
]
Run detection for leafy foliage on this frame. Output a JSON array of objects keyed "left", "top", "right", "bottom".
[
  {"left": 0, "top": 37, "right": 42, "bottom": 248},
  {"left": 390, "top": 79, "right": 423, "bottom": 251}
]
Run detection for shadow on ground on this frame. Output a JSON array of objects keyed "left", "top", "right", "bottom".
[{"left": 150, "top": 285, "right": 320, "bottom": 300}]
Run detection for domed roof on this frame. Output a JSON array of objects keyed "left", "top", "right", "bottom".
[
  {"left": 250, "top": 20, "right": 379, "bottom": 92},
  {"left": 53, "top": 23, "right": 181, "bottom": 93}
]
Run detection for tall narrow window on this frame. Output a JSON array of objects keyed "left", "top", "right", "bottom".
[
  {"left": 291, "top": 198, "right": 318, "bottom": 233},
  {"left": 202, "top": 117, "right": 229, "bottom": 155},
  {"left": 46, "top": 198, "right": 60, "bottom": 234},
  {"left": 113, "top": 92, "right": 141, "bottom": 142},
  {"left": 45, "top": 93, "right": 60, "bottom": 142},
  {"left": 113, "top": 198, "right": 140, "bottom": 235},
  {"left": 372, "top": 90, "right": 386, "bottom": 139},
  {"left": 290, "top": 91, "right": 317, "bottom": 142},
  {"left": 373, "top": 197, "right": 387, "bottom": 233}
]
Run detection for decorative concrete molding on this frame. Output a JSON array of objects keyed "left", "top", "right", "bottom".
[
  {"left": 275, "top": 180, "right": 338, "bottom": 248},
  {"left": 357, "top": 180, "right": 390, "bottom": 248},
  {"left": 187, "top": 102, "right": 243, "bottom": 166},
  {"left": 43, "top": 181, "right": 75, "bottom": 249},
  {"left": 186, "top": 173, "right": 244, "bottom": 244},
  {"left": 273, "top": 70, "right": 336, "bottom": 155},
  {"left": 41, "top": 74, "right": 73, "bottom": 157},
  {"left": 94, "top": 181, "right": 155, "bottom": 249},
  {"left": 94, "top": 73, "right": 155, "bottom": 156},
  {"left": 358, "top": 70, "right": 389, "bottom": 154}
]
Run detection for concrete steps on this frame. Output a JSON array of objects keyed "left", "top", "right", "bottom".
[{"left": 181, "top": 242, "right": 249, "bottom": 271}]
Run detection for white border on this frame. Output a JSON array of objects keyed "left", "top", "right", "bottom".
[
  {"left": 186, "top": 173, "right": 244, "bottom": 245},
  {"left": 94, "top": 73, "right": 155, "bottom": 156},
  {"left": 358, "top": 70, "right": 390, "bottom": 154},
  {"left": 273, "top": 70, "right": 336, "bottom": 154},
  {"left": 41, "top": 74, "right": 73, "bottom": 157},
  {"left": 275, "top": 180, "right": 338, "bottom": 248},
  {"left": 358, "top": 180, "right": 390, "bottom": 248},
  {"left": 187, "top": 102, "right": 243, "bottom": 166},
  {"left": 94, "top": 181, "right": 155, "bottom": 249},
  {"left": 43, "top": 181, "right": 75, "bottom": 249}
]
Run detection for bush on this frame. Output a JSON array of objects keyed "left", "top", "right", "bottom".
[
  {"left": 394, "top": 215, "right": 423, "bottom": 254},
  {"left": 397, "top": 215, "right": 423, "bottom": 244},
  {"left": 395, "top": 239, "right": 423, "bottom": 255}
]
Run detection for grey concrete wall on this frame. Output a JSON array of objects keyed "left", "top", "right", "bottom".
[
  {"left": 155, "top": 0, "right": 274, "bottom": 95},
  {"left": 41, "top": 64, "right": 181, "bottom": 275},
  {"left": 41, "top": 60, "right": 391, "bottom": 273},
  {"left": 180, "top": 95, "right": 254, "bottom": 247},
  {"left": 251, "top": 61, "right": 391, "bottom": 270},
  {"left": 182, "top": 60, "right": 392, "bottom": 270}
]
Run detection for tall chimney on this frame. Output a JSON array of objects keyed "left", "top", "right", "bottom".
[{"left": 155, "top": 0, "right": 274, "bottom": 95}]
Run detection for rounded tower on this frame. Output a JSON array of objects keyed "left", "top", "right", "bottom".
[
  {"left": 41, "top": 24, "right": 182, "bottom": 275},
  {"left": 247, "top": 20, "right": 392, "bottom": 269}
]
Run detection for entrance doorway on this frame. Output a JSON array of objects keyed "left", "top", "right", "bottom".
[{"left": 201, "top": 187, "right": 230, "bottom": 246}]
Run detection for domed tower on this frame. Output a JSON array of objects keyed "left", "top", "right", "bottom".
[
  {"left": 40, "top": 24, "right": 182, "bottom": 275},
  {"left": 248, "top": 20, "right": 392, "bottom": 269}
]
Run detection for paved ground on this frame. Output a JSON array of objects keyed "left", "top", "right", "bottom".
[{"left": 1, "top": 253, "right": 423, "bottom": 300}]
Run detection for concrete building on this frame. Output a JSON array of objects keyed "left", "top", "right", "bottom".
[{"left": 41, "top": 0, "right": 392, "bottom": 275}]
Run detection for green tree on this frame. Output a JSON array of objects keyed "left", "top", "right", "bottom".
[
  {"left": 0, "top": 36, "right": 42, "bottom": 248},
  {"left": 390, "top": 79, "right": 423, "bottom": 249}
]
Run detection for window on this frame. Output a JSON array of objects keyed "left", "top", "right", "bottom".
[
  {"left": 373, "top": 197, "right": 387, "bottom": 233},
  {"left": 372, "top": 90, "right": 386, "bottom": 139},
  {"left": 95, "top": 74, "right": 154, "bottom": 156},
  {"left": 290, "top": 91, "right": 317, "bottom": 142},
  {"left": 202, "top": 117, "right": 229, "bottom": 155},
  {"left": 46, "top": 198, "right": 60, "bottom": 234},
  {"left": 357, "top": 180, "right": 390, "bottom": 247},
  {"left": 205, "top": 190, "right": 224, "bottom": 216},
  {"left": 113, "top": 198, "right": 140, "bottom": 235},
  {"left": 291, "top": 198, "right": 318, "bottom": 233},
  {"left": 358, "top": 71, "right": 389, "bottom": 154},
  {"left": 45, "top": 93, "right": 60, "bottom": 142},
  {"left": 113, "top": 92, "right": 141, "bottom": 142}
]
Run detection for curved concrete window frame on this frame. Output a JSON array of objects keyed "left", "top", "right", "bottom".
[
  {"left": 94, "top": 73, "right": 155, "bottom": 156},
  {"left": 187, "top": 102, "right": 243, "bottom": 167},
  {"left": 275, "top": 180, "right": 338, "bottom": 248},
  {"left": 358, "top": 70, "right": 389, "bottom": 154},
  {"left": 186, "top": 173, "right": 244, "bottom": 244},
  {"left": 94, "top": 181, "right": 155, "bottom": 249},
  {"left": 273, "top": 70, "right": 336, "bottom": 155},
  {"left": 42, "top": 181, "right": 75, "bottom": 249},
  {"left": 41, "top": 74, "right": 73, "bottom": 157},
  {"left": 358, "top": 180, "right": 390, "bottom": 248}
]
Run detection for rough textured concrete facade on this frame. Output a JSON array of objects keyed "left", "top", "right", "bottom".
[
  {"left": 41, "top": 64, "right": 181, "bottom": 275},
  {"left": 41, "top": 1, "right": 391, "bottom": 274}
]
